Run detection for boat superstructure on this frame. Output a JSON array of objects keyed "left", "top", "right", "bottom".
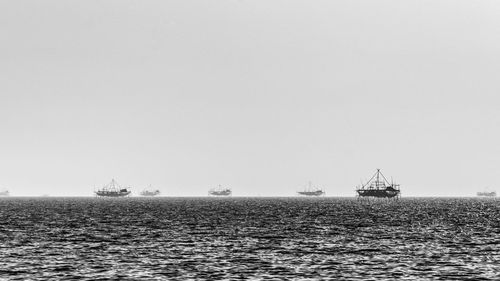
[
  {"left": 140, "top": 187, "right": 160, "bottom": 197},
  {"left": 356, "top": 169, "right": 400, "bottom": 199},
  {"left": 209, "top": 185, "right": 232, "bottom": 196},
  {"left": 477, "top": 191, "right": 496, "bottom": 197},
  {"left": 95, "top": 179, "right": 131, "bottom": 197},
  {"left": 297, "top": 182, "right": 325, "bottom": 196}
]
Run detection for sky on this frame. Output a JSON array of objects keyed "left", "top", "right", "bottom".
[{"left": 1, "top": 0, "right": 500, "bottom": 196}]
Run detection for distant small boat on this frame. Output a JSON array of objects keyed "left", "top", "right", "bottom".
[
  {"left": 297, "top": 182, "right": 324, "bottom": 196},
  {"left": 0, "top": 190, "right": 9, "bottom": 196},
  {"left": 140, "top": 187, "right": 160, "bottom": 197},
  {"left": 209, "top": 185, "right": 232, "bottom": 196},
  {"left": 356, "top": 169, "right": 400, "bottom": 199},
  {"left": 95, "top": 179, "right": 131, "bottom": 197},
  {"left": 477, "top": 191, "right": 496, "bottom": 197}
]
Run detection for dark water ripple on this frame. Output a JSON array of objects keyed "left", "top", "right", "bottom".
[{"left": 0, "top": 197, "right": 499, "bottom": 280}]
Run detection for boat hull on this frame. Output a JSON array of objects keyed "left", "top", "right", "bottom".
[
  {"left": 357, "top": 189, "right": 400, "bottom": 198},
  {"left": 95, "top": 191, "right": 131, "bottom": 197},
  {"left": 140, "top": 192, "right": 160, "bottom": 196},
  {"left": 298, "top": 191, "right": 324, "bottom": 196},
  {"left": 209, "top": 191, "right": 231, "bottom": 196}
]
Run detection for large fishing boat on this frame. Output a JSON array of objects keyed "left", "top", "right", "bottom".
[
  {"left": 0, "top": 190, "right": 9, "bottom": 196},
  {"left": 477, "top": 191, "right": 496, "bottom": 197},
  {"left": 95, "top": 179, "right": 131, "bottom": 197},
  {"left": 140, "top": 187, "right": 160, "bottom": 197},
  {"left": 209, "top": 185, "right": 232, "bottom": 196},
  {"left": 356, "top": 169, "right": 400, "bottom": 199},
  {"left": 297, "top": 182, "right": 324, "bottom": 196}
]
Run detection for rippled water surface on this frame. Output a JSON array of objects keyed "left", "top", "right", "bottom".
[{"left": 0, "top": 197, "right": 499, "bottom": 280}]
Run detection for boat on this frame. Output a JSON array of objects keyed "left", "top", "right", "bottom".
[
  {"left": 297, "top": 182, "right": 325, "bottom": 196},
  {"left": 209, "top": 185, "right": 232, "bottom": 196},
  {"left": 356, "top": 169, "right": 400, "bottom": 199},
  {"left": 477, "top": 191, "right": 496, "bottom": 197},
  {"left": 140, "top": 187, "right": 160, "bottom": 196},
  {"left": 95, "top": 179, "right": 131, "bottom": 197},
  {"left": 0, "top": 190, "right": 9, "bottom": 196}
]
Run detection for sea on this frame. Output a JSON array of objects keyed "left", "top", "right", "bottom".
[{"left": 0, "top": 197, "right": 499, "bottom": 280}]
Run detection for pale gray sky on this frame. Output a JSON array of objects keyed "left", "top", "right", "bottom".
[{"left": 1, "top": 0, "right": 500, "bottom": 196}]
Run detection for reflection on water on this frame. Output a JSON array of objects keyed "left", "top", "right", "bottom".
[{"left": 0, "top": 197, "right": 499, "bottom": 280}]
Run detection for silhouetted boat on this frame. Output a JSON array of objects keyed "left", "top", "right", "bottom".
[
  {"left": 356, "top": 169, "right": 400, "bottom": 199},
  {"left": 297, "top": 182, "right": 324, "bottom": 196},
  {"left": 209, "top": 185, "right": 231, "bottom": 196},
  {"left": 95, "top": 179, "right": 131, "bottom": 197},
  {"left": 140, "top": 187, "right": 160, "bottom": 196},
  {"left": 0, "top": 190, "right": 9, "bottom": 196},
  {"left": 477, "top": 191, "right": 496, "bottom": 197}
]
